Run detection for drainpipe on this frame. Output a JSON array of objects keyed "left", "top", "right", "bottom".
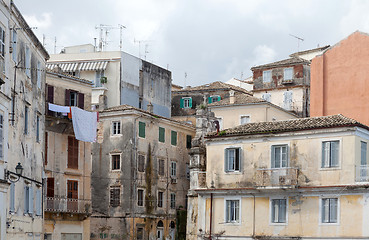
[
  {"left": 209, "top": 193, "right": 213, "bottom": 240},
  {"left": 251, "top": 193, "right": 256, "bottom": 237}
]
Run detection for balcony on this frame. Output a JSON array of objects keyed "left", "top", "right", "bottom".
[
  {"left": 45, "top": 197, "right": 91, "bottom": 215},
  {"left": 255, "top": 167, "right": 298, "bottom": 188},
  {"left": 356, "top": 165, "right": 369, "bottom": 182},
  {"left": 281, "top": 78, "right": 294, "bottom": 85}
]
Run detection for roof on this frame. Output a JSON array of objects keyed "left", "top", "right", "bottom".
[
  {"left": 251, "top": 57, "right": 310, "bottom": 70},
  {"left": 289, "top": 45, "right": 330, "bottom": 58},
  {"left": 208, "top": 92, "right": 265, "bottom": 106},
  {"left": 207, "top": 114, "right": 368, "bottom": 138},
  {"left": 173, "top": 81, "right": 252, "bottom": 95},
  {"left": 100, "top": 105, "right": 195, "bottom": 129},
  {"left": 46, "top": 70, "right": 93, "bottom": 85}
]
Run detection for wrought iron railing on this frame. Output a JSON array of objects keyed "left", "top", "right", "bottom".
[
  {"left": 45, "top": 196, "right": 91, "bottom": 214},
  {"left": 255, "top": 167, "right": 298, "bottom": 187}
]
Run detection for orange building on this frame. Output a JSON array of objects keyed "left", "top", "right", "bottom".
[{"left": 311, "top": 31, "right": 369, "bottom": 125}]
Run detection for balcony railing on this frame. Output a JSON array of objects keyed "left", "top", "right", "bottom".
[
  {"left": 356, "top": 165, "right": 369, "bottom": 182},
  {"left": 255, "top": 167, "right": 298, "bottom": 187},
  {"left": 45, "top": 197, "right": 91, "bottom": 214}
]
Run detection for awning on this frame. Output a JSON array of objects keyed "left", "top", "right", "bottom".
[{"left": 46, "top": 61, "right": 109, "bottom": 72}]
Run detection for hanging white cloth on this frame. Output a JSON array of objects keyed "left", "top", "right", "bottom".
[
  {"left": 71, "top": 107, "right": 97, "bottom": 142},
  {"left": 48, "top": 103, "right": 70, "bottom": 113}
]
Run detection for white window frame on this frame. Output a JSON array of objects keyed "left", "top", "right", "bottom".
[
  {"left": 284, "top": 67, "right": 293, "bottom": 80},
  {"left": 170, "top": 161, "right": 177, "bottom": 178},
  {"left": 182, "top": 97, "right": 191, "bottom": 109},
  {"left": 319, "top": 196, "right": 340, "bottom": 225},
  {"left": 110, "top": 153, "right": 122, "bottom": 172},
  {"left": 262, "top": 93, "right": 271, "bottom": 102},
  {"left": 263, "top": 70, "right": 272, "bottom": 83},
  {"left": 70, "top": 91, "right": 78, "bottom": 106},
  {"left": 210, "top": 95, "right": 220, "bottom": 103},
  {"left": 320, "top": 139, "right": 341, "bottom": 170},
  {"left": 224, "top": 197, "right": 241, "bottom": 224},
  {"left": 111, "top": 121, "right": 121, "bottom": 136},
  {"left": 271, "top": 144, "right": 289, "bottom": 168},
  {"left": 240, "top": 115, "right": 251, "bottom": 125},
  {"left": 269, "top": 197, "right": 288, "bottom": 225},
  {"left": 224, "top": 147, "right": 241, "bottom": 173},
  {"left": 170, "top": 193, "right": 176, "bottom": 209},
  {"left": 0, "top": 25, "right": 5, "bottom": 57}
]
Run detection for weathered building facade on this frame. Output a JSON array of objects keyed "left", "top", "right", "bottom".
[
  {"left": 252, "top": 57, "right": 311, "bottom": 117},
  {"left": 91, "top": 105, "right": 195, "bottom": 240},
  {"left": 171, "top": 81, "right": 252, "bottom": 125},
  {"left": 188, "top": 115, "right": 369, "bottom": 239},
  {"left": 2, "top": 1, "right": 49, "bottom": 240},
  {"left": 47, "top": 44, "right": 172, "bottom": 118},
  {"left": 44, "top": 70, "right": 93, "bottom": 240},
  {"left": 310, "top": 31, "right": 369, "bottom": 126}
]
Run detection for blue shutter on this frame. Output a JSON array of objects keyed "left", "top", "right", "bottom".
[
  {"left": 24, "top": 186, "right": 28, "bottom": 214},
  {"left": 28, "top": 186, "right": 34, "bottom": 214},
  {"left": 224, "top": 148, "right": 229, "bottom": 172},
  {"left": 10, "top": 183, "right": 15, "bottom": 212}
]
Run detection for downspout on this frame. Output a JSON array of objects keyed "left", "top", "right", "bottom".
[
  {"left": 251, "top": 193, "right": 256, "bottom": 237},
  {"left": 11, "top": 65, "right": 17, "bottom": 125},
  {"left": 209, "top": 193, "right": 213, "bottom": 240},
  {"left": 131, "top": 117, "right": 139, "bottom": 238}
]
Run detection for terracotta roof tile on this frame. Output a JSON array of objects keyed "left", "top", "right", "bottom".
[
  {"left": 208, "top": 93, "right": 265, "bottom": 106},
  {"left": 207, "top": 114, "right": 367, "bottom": 138},
  {"left": 251, "top": 57, "right": 310, "bottom": 70},
  {"left": 172, "top": 81, "right": 252, "bottom": 95}
]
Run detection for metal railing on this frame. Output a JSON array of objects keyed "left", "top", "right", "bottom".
[
  {"left": 45, "top": 197, "right": 91, "bottom": 214},
  {"left": 356, "top": 165, "right": 369, "bottom": 182},
  {"left": 255, "top": 167, "right": 298, "bottom": 187}
]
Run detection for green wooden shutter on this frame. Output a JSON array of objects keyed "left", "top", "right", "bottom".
[
  {"left": 218, "top": 96, "right": 221, "bottom": 101},
  {"left": 171, "top": 131, "right": 177, "bottom": 146},
  {"left": 189, "top": 98, "right": 193, "bottom": 108},
  {"left": 208, "top": 97, "right": 212, "bottom": 104},
  {"left": 159, "top": 127, "right": 165, "bottom": 143},
  {"left": 180, "top": 98, "right": 184, "bottom": 108},
  {"left": 139, "top": 122, "right": 146, "bottom": 138}
]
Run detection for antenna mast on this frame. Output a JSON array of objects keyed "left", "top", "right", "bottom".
[{"left": 289, "top": 34, "right": 304, "bottom": 53}]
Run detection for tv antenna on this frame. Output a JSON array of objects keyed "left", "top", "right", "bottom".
[
  {"left": 95, "top": 24, "right": 126, "bottom": 51},
  {"left": 134, "top": 39, "right": 153, "bottom": 59},
  {"left": 289, "top": 34, "right": 304, "bottom": 53}
]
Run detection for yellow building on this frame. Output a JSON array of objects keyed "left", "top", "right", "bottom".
[
  {"left": 188, "top": 114, "right": 369, "bottom": 239},
  {"left": 44, "top": 70, "right": 93, "bottom": 240}
]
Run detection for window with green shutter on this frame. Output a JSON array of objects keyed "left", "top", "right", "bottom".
[
  {"left": 171, "top": 131, "right": 177, "bottom": 146},
  {"left": 159, "top": 127, "right": 165, "bottom": 143},
  {"left": 181, "top": 97, "right": 192, "bottom": 109},
  {"left": 139, "top": 122, "right": 146, "bottom": 138}
]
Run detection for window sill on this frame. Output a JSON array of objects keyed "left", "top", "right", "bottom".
[
  {"left": 319, "top": 222, "right": 340, "bottom": 226},
  {"left": 319, "top": 167, "right": 341, "bottom": 171},
  {"left": 223, "top": 221, "right": 241, "bottom": 226},
  {"left": 270, "top": 222, "right": 288, "bottom": 226},
  {"left": 224, "top": 171, "right": 242, "bottom": 174},
  {"left": 110, "top": 134, "right": 122, "bottom": 137}
]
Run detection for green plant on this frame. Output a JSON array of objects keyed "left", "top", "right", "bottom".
[{"left": 100, "top": 76, "right": 108, "bottom": 84}]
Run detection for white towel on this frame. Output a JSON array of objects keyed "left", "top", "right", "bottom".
[
  {"left": 48, "top": 103, "right": 70, "bottom": 113},
  {"left": 71, "top": 107, "right": 97, "bottom": 142}
]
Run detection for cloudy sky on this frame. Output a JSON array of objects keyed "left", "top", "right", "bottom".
[{"left": 13, "top": 0, "right": 369, "bottom": 86}]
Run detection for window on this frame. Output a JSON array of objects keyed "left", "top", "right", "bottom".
[
  {"left": 263, "top": 70, "right": 272, "bottom": 83},
  {"left": 70, "top": 92, "right": 78, "bottom": 106},
  {"left": 180, "top": 97, "right": 192, "bottom": 109},
  {"left": 321, "top": 198, "right": 338, "bottom": 223},
  {"left": 240, "top": 115, "right": 250, "bottom": 125},
  {"left": 225, "top": 148, "right": 241, "bottom": 172},
  {"left": 12, "top": 30, "right": 17, "bottom": 62},
  {"left": 45, "top": 132, "right": 48, "bottom": 165},
  {"left": 170, "top": 193, "right": 176, "bottom": 209},
  {"left": 67, "top": 180, "right": 78, "bottom": 212},
  {"left": 225, "top": 199, "right": 240, "bottom": 223},
  {"left": 37, "top": 61, "right": 41, "bottom": 88},
  {"left": 0, "top": 113, "right": 3, "bottom": 159},
  {"left": 138, "top": 189, "right": 144, "bottom": 206},
  {"left": 284, "top": 67, "right": 293, "bottom": 80},
  {"left": 36, "top": 115, "right": 40, "bottom": 142},
  {"left": 95, "top": 70, "right": 105, "bottom": 87},
  {"left": 0, "top": 26, "right": 5, "bottom": 57},
  {"left": 271, "top": 199, "right": 287, "bottom": 223},
  {"left": 137, "top": 227, "right": 144, "bottom": 240},
  {"left": 283, "top": 91, "right": 293, "bottom": 110},
  {"left": 361, "top": 141, "right": 367, "bottom": 166},
  {"left": 158, "top": 159, "right": 164, "bottom": 176},
  {"left": 170, "top": 161, "right": 177, "bottom": 178},
  {"left": 110, "top": 186, "right": 120, "bottom": 207},
  {"left": 158, "top": 191, "right": 163, "bottom": 208},
  {"left": 159, "top": 127, "right": 165, "bottom": 143},
  {"left": 9, "top": 183, "right": 15, "bottom": 212},
  {"left": 112, "top": 121, "right": 121, "bottom": 135},
  {"left": 186, "top": 135, "right": 192, "bottom": 149},
  {"left": 138, "top": 155, "right": 145, "bottom": 172},
  {"left": 46, "top": 85, "right": 54, "bottom": 115},
  {"left": 271, "top": 145, "right": 288, "bottom": 168},
  {"left": 24, "top": 105, "right": 29, "bottom": 134},
  {"left": 262, "top": 93, "right": 271, "bottom": 102},
  {"left": 46, "top": 178, "right": 54, "bottom": 197},
  {"left": 208, "top": 95, "right": 221, "bottom": 104},
  {"left": 139, "top": 121, "right": 145, "bottom": 138},
  {"left": 322, "top": 141, "right": 339, "bottom": 168},
  {"left": 35, "top": 188, "right": 42, "bottom": 216},
  {"left": 171, "top": 131, "right": 177, "bottom": 146},
  {"left": 68, "top": 136, "right": 79, "bottom": 169},
  {"left": 186, "top": 163, "right": 190, "bottom": 180},
  {"left": 25, "top": 46, "right": 31, "bottom": 77},
  {"left": 111, "top": 155, "right": 120, "bottom": 170},
  {"left": 65, "top": 90, "right": 84, "bottom": 109},
  {"left": 24, "top": 185, "right": 33, "bottom": 214}
]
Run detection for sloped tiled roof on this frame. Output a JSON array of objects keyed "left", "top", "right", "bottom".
[
  {"left": 289, "top": 45, "right": 330, "bottom": 58},
  {"left": 251, "top": 57, "right": 310, "bottom": 70},
  {"left": 207, "top": 114, "right": 368, "bottom": 138},
  {"left": 208, "top": 92, "right": 265, "bottom": 106},
  {"left": 173, "top": 81, "right": 252, "bottom": 95}
]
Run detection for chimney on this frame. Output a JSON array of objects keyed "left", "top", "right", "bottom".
[
  {"left": 229, "top": 90, "right": 235, "bottom": 104},
  {"left": 147, "top": 102, "right": 153, "bottom": 113},
  {"left": 98, "top": 95, "right": 107, "bottom": 111}
]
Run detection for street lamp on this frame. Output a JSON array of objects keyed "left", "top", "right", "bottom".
[{"left": 5, "top": 162, "right": 23, "bottom": 183}]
